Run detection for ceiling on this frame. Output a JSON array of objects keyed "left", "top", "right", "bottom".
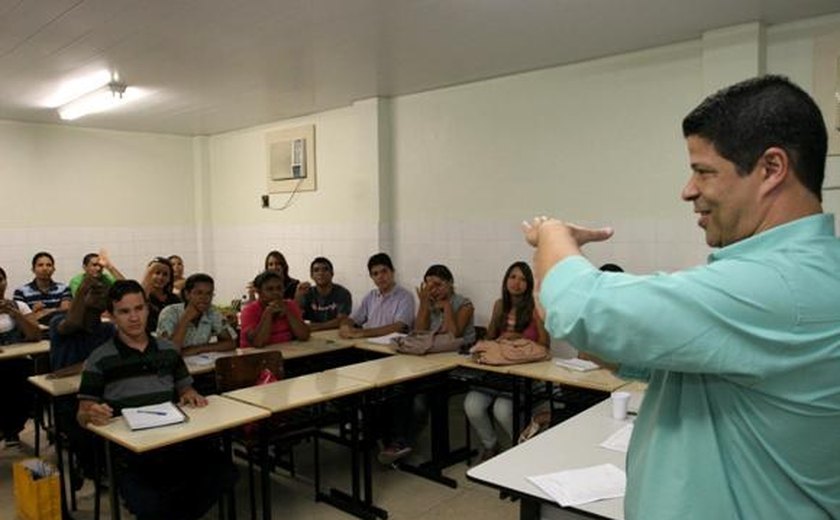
[{"left": 1, "top": 0, "right": 838, "bottom": 136}]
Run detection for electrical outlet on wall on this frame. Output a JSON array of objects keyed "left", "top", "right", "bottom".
[{"left": 261, "top": 194, "right": 269, "bottom": 208}]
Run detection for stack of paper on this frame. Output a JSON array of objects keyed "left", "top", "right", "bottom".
[
  {"left": 527, "top": 463, "right": 626, "bottom": 507},
  {"left": 554, "top": 357, "right": 600, "bottom": 372},
  {"left": 600, "top": 423, "right": 634, "bottom": 453},
  {"left": 122, "top": 402, "right": 187, "bottom": 431}
]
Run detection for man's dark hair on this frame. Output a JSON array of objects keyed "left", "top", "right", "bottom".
[
  {"left": 107, "top": 280, "right": 146, "bottom": 313},
  {"left": 184, "top": 273, "right": 214, "bottom": 294},
  {"left": 310, "top": 256, "right": 334, "bottom": 273},
  {"left": 367, "top": 253, "right": 394, "bottom": 273},
  {"left": 82, "top": 253, "right": 99, "bottom": 266},
  {"left": 253, "top": 270, "right": 284, "bottom": 291},
  {"left": 31, "top": 252, "right": 55, "bottom": 268},
  {"left": 424, "top": 264, "right": 453, "bottom": 283},
  {"left": 682, "top": 75, "right": 827, "bottom": 200}
]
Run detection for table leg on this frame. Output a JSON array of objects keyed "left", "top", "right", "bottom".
[{"left": 105, "top": 440, "right": 120, "bottom": 520}]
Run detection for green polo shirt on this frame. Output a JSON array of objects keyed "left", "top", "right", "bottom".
[{"left": 540, "top": 214, "right": 840, "bottom": 519}]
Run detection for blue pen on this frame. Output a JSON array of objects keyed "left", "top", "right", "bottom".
[{"left": 137, "top": 410, "right": 167, "bottom": 416}]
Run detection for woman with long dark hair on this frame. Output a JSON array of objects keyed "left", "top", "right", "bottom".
[{"left": 464, "top": 261, "right": 548, "bottom": 461}]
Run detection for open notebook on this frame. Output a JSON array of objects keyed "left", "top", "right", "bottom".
[{"left": 122, "top": 402, "right": 187, "bottom": 431}]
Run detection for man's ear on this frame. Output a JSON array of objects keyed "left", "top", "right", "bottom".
[{"left": 758, "top": 147, "right": 790, "bottom": 194}]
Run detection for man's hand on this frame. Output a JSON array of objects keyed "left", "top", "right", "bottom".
[
  {"left": 522, "top": 217, "right": 613, "bottom": 249},
  {"left": 294, "top": 282, "right": 311, "bottom": 300},
  {"left": 522, "top": 217, "right": 614, "bottom": 281},
  {"left": 179, "top": 388, "right": 207, "bottom": 407},
  {"left": 183, "top": 301, "right": 203, "bottom": 322},
  {"left": 98, "top": 248, "right": 113, "bottom": 269},
  {"left": 339, "top": 323, "right": 362, "bottom": 339},
  {"left": 87, "top": 403, "right": 114, "bottom": 426}
]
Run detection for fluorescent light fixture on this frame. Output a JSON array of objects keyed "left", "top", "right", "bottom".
[
  {"left": 43, "top": 69, "right": 112, "bottom": 108},
  {"left": 57, "top": 81, "right": 147, "bottom": 121}
]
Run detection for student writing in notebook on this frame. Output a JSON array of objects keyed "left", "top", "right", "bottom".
[{"left": 77, "top": 280, "right": 236, "bottom": 520}]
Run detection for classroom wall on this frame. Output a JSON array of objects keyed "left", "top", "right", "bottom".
[
  {"left": 0, "top": 121, "right": 195, "bottom": 291},
  {"left": 3, "top": 12, "right": 838, "bottom": 326},
  {"left": 202, "top": 99, "right": 389, "bottom": 304}
]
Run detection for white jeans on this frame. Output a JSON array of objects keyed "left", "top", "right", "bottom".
[{"left": 463, "top": 389, "right": 513, "bottom": 449}]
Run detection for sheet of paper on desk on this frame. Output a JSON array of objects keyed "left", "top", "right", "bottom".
[
  {"left": 600, "top": 423, "right": 634, "bottom": 453},
  {"left": 184, "top": 352, "right": 226, "bottom": 366},
  {"left": 367, "top": 332, "right": 406, "bottom": 345},
  {"left": 527, "top": 463, "right": 626, "bottom": 507},
  {"left": 122, "top": 402, "right": 187, "bottom": 431},
  {"left": 554, "top": 357, "right": 600, "bottom": 372}
]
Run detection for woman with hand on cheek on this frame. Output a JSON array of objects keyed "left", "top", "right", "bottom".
[{"left": 414, "top": 264, "right": 475, "bottom": 345}]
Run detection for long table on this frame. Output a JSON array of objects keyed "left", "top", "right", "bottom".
[
  {"left": 467, "top": 387, "right": 645, "bottom": 520},
  {"left": 0, "top": 339, "right": 49, "bottom": 360},
  {"left": 87, "top": 395, "right": 271, "bottom": 520}
]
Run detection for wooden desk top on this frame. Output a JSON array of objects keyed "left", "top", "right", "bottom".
[
  {"left": 29, "top": 373, "right": 81, "bottom": 397},
  {"left": 0, "top": 339, "right": 49, "bottom": 361},
  {"left": 467, "top": 392, "right": 643, "bottom": 520},
  {"left": 86, "top": 395, "right": 270, "bottom": 453},
  {"left": 223, "top": 371, "right": 373, "bottom": 413},
  {"left": 311, "top": 329, "right": 357, "bottom": 347},
  {"left": 184, "top": 337, "right": 354, "bottom": 375},
  {"left": 327, "top": 354, "right": 459, "bottom": 387},
  {"left": 507, "top": 359, "right": 627, "bottom": 392}
]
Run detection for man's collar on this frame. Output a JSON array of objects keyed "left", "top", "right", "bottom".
[{"left": 113, "top": 332, "right": 156, "bottom": 355}]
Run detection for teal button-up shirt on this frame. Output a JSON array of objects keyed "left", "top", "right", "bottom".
[{"left": 540, "top": 214, "right": 840, "bottom": 519}]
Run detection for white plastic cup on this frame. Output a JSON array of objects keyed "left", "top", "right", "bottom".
[{"left": 611, "top": 391, "right": 631, "bottom": 420}]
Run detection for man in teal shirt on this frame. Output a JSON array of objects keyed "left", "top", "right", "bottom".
[{"left": 525, "top": 76, "right": 839, "bottom": 518}]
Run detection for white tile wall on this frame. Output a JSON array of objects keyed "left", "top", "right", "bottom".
[
  {"left": 2, "top": 218, "right": 711, "bottom": 327},
  {"left": 0, "top": 226, "right": 197, "bottom": 293}
]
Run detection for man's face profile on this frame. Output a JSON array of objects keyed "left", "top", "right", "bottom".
[
  {"left": 84, "top": 256, "right": 103, "bottom": 277},
  {"left": 681, "top": 136, "right": 764, "bottom": 248},
  {"left": 110, "top": 292, "right": 148, "bottom": 339}
]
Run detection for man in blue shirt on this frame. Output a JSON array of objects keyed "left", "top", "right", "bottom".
[
  {"left": 525, "top": 76, "right": 839, "bottom": 518},
  {"left": 14, "top": 251, "right": 71, "bottom": 326}
]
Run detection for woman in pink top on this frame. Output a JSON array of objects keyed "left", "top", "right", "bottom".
[
  {"left": 464, "top": 261, "right": 548, "bottom": 461},
  {"left": 239, "top": 270, "right": 310, "bottom": 348}
]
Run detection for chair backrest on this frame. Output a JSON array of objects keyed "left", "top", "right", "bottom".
[{"left": 215, "top": 350, "right": 285, "bottom": 393}]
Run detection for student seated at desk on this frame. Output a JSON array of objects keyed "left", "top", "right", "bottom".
[
  {"left": 339, "top": 252, "right": 415, "bottom": 339},
  {"left": 167, "top": 254, "right": 186, "bottom": 296},
  {"left": 141, "top": 256, "right": 181, "bottom": 334},
  {"left": 68, "top": 250, "right": 126, "bottom": 296},
  {"left": 294, "top": 256, "right": 353, "bottom": 331},
  {"left": 0, "top": 266, "right": 41, "bottom": 448},
  {"left": 245, "top": 250, "right": 301, "bottom": 301},
  {"left": 378, "top": 264, "right": 476, "bottom": 465},
  {"left": 14, "top": 251, "right": 71, "bottom": 326},
  {"left": 464, "top": 262, "right": 548, "bottom": 461},
  {"left": 157, "top": 273, "right": 237, "bottom": 355},
  {"left": 50, "top": 274, "right": 115, "bottom": 372},
  {"left": 240, "top": 270, "right": 310, "bottom": 348},
  {"left": 77, "top": 280, "right": 237, "bottom": 520},
  {"left": 50, "top": 273, "right": 115, "bottom": 485}
]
